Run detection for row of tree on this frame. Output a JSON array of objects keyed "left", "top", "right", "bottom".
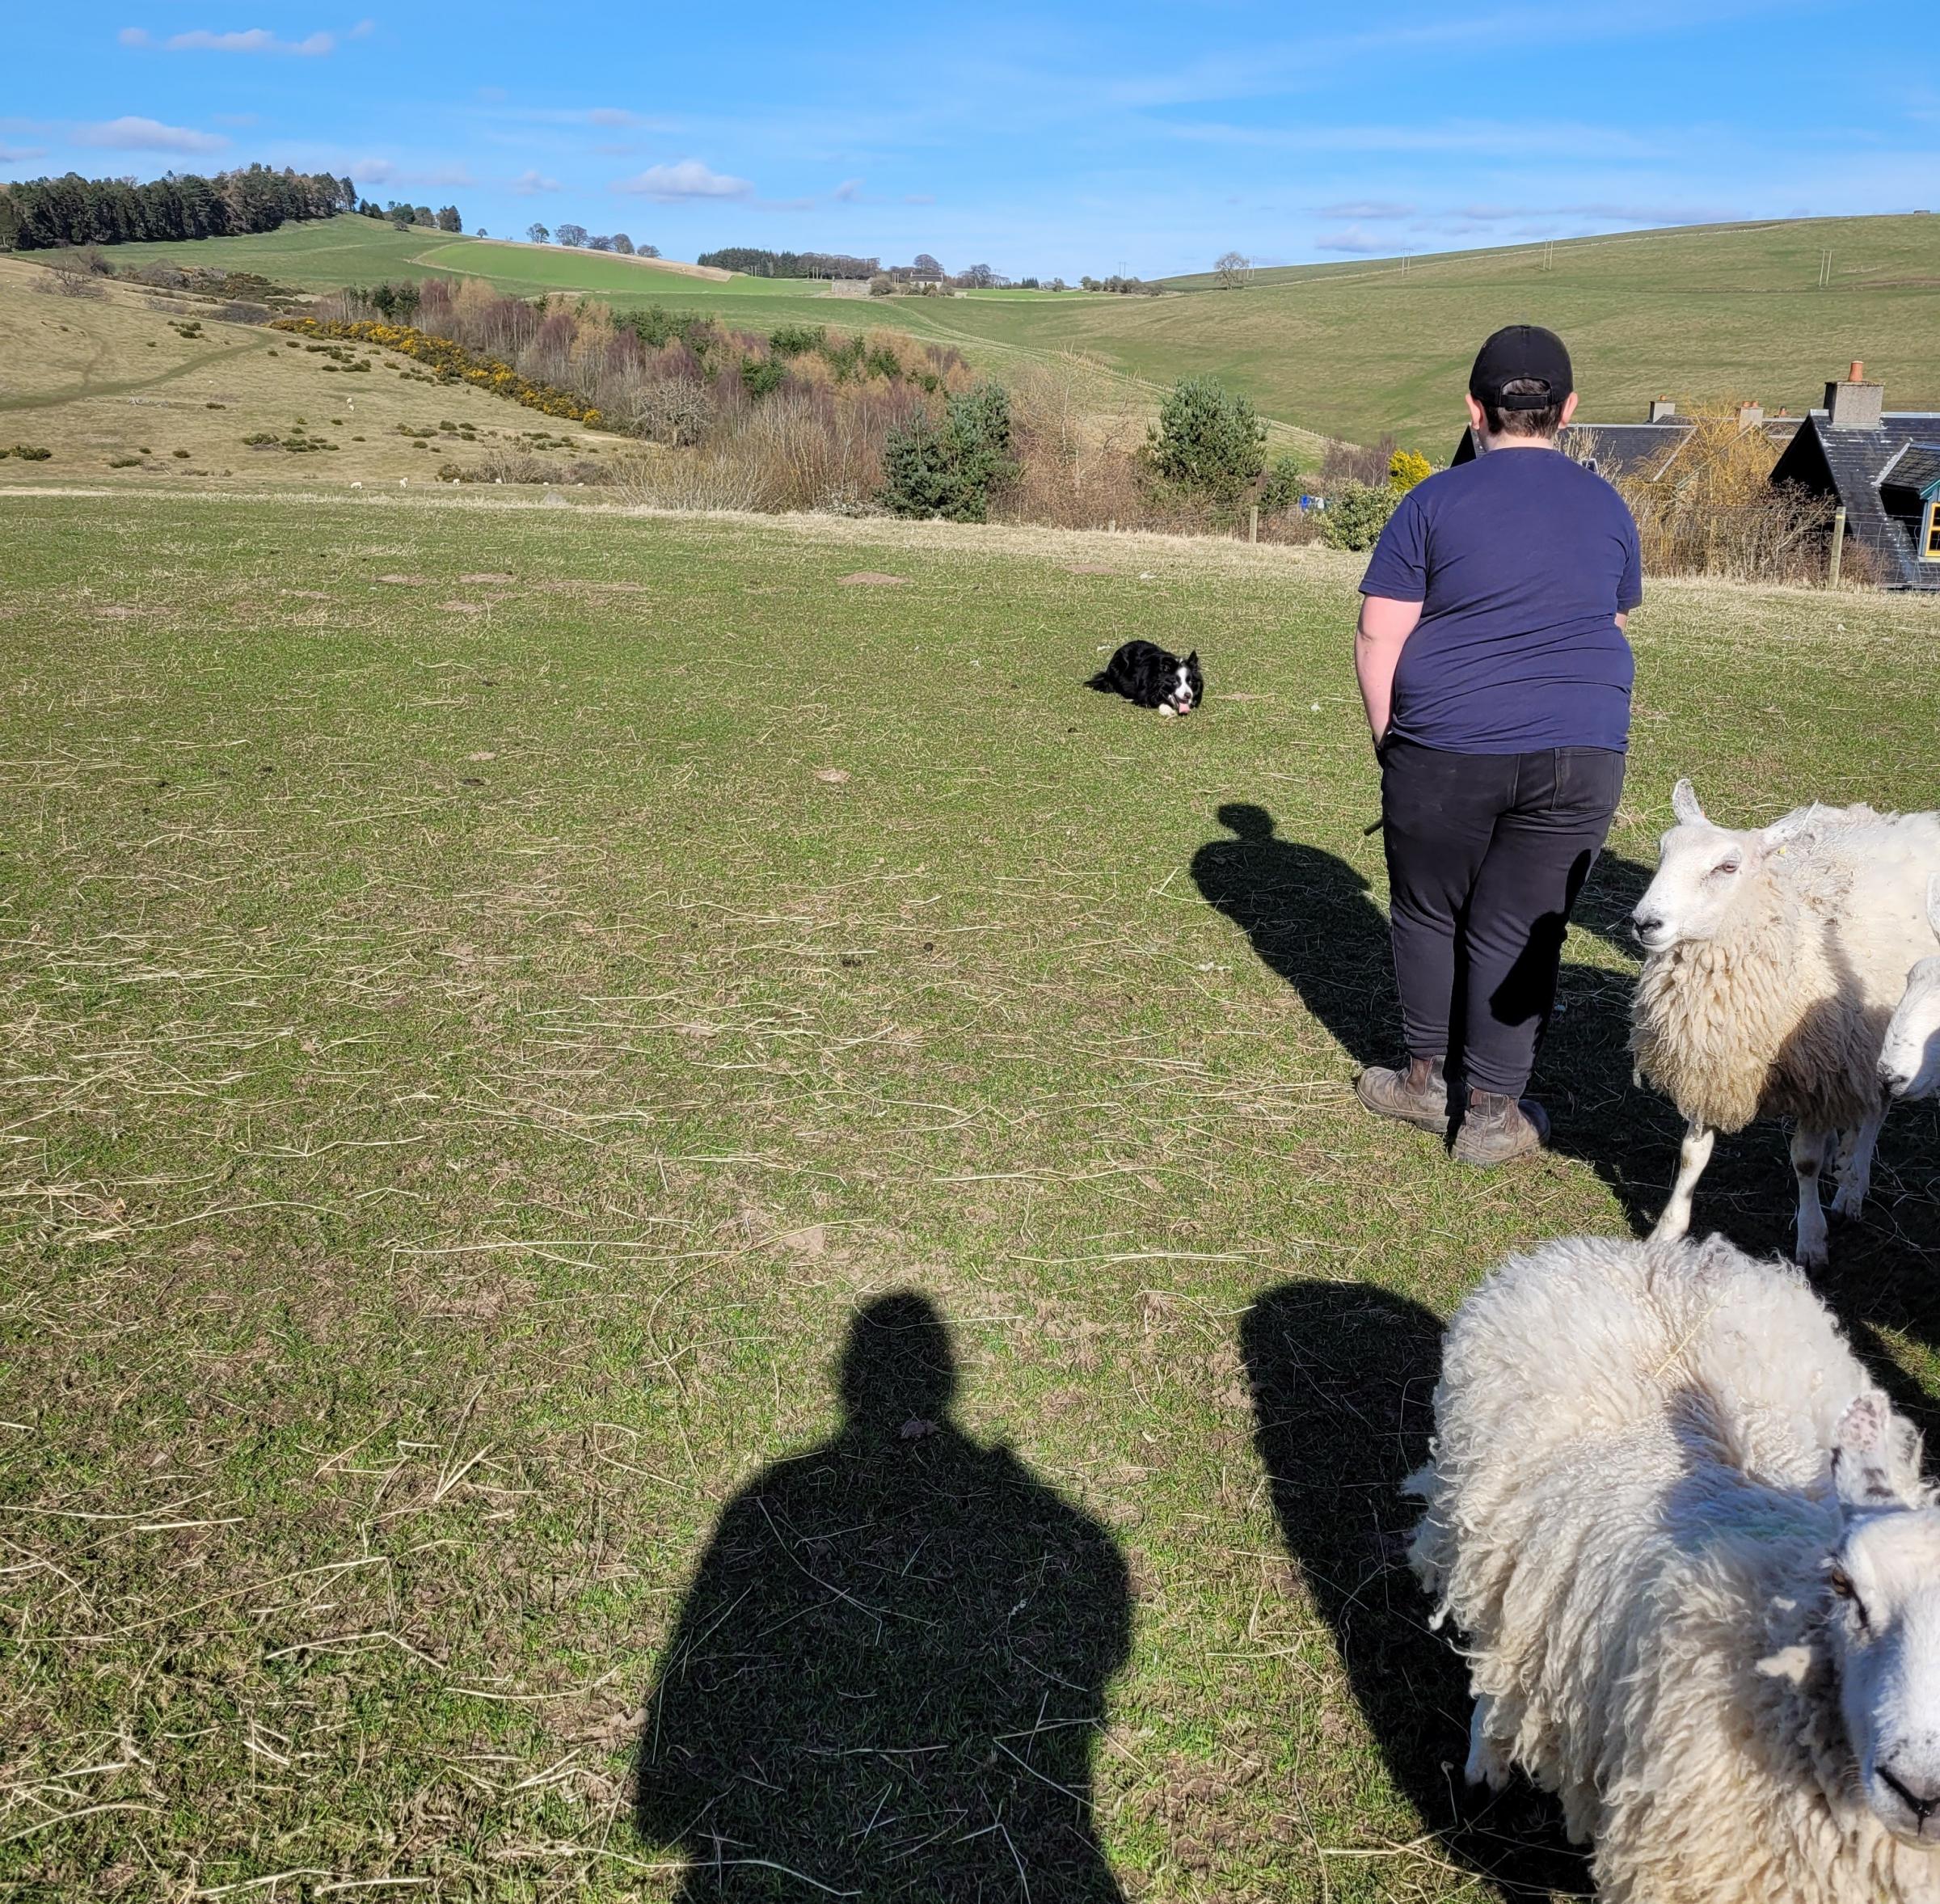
[
  {"left": 523, "top": 224, "right": 659, "bottom": 256},
  {"left": 695, "top": 247, "right": 882, "bottom": 280},
  {"left": 360, "top": 201, "right": 466, "bottom": 233},
  {"left": 0, "top": 164, "right": 356, "bottom": 252}
]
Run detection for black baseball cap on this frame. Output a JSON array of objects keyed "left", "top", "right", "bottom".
[{"left": 1470, "top": 324, "right": 1573, "bottom": 409}]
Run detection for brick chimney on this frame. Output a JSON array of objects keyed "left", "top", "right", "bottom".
[
  {"left": 1647, "top": 398, "right": 1676, "bottom": 422},
  {"left": 1824, "top": 360, "right": 1883, "bottom": 431},
  {"left": 1735, "top": 400, "right": 1765, "bottom": 430}
]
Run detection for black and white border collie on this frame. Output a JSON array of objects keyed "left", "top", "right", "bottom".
[{"left": 1089, "top": 640, "right": 1203, "bottom": 716}]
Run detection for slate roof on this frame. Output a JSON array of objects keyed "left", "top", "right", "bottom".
[
  {"left": 1769, "top": 412, "right": 1940, "bottom": 590},
  {"left": 1879, "top": 444, "right": 1940, "bottom": 500},
  {"left": 1450, "top": 420, "right": 1691, "bottom": 479}
]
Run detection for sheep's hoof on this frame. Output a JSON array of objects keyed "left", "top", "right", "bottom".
[
  {"left": 1830, "top": 1182, "right": 1867, "bottom": 1221},
  {"left": 1797, "top": 1239, "right": 1830, "bottom": 1271}
]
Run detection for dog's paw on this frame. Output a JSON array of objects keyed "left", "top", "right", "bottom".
[{"left": 1158, "top": 704, "right": 1177, "bottom": 718}]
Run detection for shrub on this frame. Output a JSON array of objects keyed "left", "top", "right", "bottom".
[
  {"left": 1145, "top": 376, "right": 1265, "bottom": 505},
  {"left": 172, "top": 449, "right": 190, "bottom": 459},
  {"left": 740, "top": 355, "right": 787, "bottom": 399},
  {"left": 3, "top": 445, "right": 53, "bottom": 460},
  {"left": 1318, "top": 481, "right": 1398, "bottom": 551},
  {"left": 108, "top": 456, "right": 143, "bottom": 468},
  {"left": 1260, "top": 452, "right": 1305, "bottom": 513},
  {"left": 1320, "top": 434, "right": 1397, "bottom": 489},
  {"left": 769, "top": 324, "right": 826, "bottom": 358},
  {"left": 879, "top": 380, "right": 1017, "bottom": 523},
  {"left": 1387, "top": 448, "right": 1433, "bottom": 493}
]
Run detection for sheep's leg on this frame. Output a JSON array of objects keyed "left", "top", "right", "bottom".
[
  {"left": 1829, "top": 1098, "right": 1889, "bottom": 1221},
  {"left": 1466, "top": 1694, "right": 1511, "bottom": 1791},
  {"left": 1651, "top": 1119, "right": 1714, "bottom": 1241},
  {"left": 1791, "top": 1126, "right": 1834, "bottom": 1269}
]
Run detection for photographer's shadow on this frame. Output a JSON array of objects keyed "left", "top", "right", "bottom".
[
  {"left": 635, "top": 1293, "right": 1132, "bottom": 1902},
  {"left": 1241, "top": 1280, "right": 1588, "bottom": 1899},
  {"left": 1191, "top": 802, "right": 1672, "bottom": 1233}
]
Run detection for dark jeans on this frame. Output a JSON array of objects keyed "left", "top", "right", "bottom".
[{"left": 1380, "top": 738, "right": 1624, "bottom": 1099}]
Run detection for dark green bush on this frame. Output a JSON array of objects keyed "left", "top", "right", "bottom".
[
  {"left": 879, "top": 380, "right": 1017, "bottom": 523},
  {"left": 1145, "top": 375, "right": 1266, "bottom": 505},
  {"left": 740, "top": 355, "right": 787, "bottom": 399},
  {"left": 767, "top": 323, "right": 825, "bottom": 358},
  {"left": 1260, "top": 452, "right": 1305, "bottom": 513}
]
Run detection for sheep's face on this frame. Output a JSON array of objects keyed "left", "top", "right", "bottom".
[
  {"left": 1630, "top": 780, "right": 1762, "bottom": 953},
  {"left": 1879, "top": 879, "right": 1940, "bottom": 1102},
  {"left": 1831, "top": 1512, "right": 1940, "bottom": 1845},
  {"left": 1824, "top": 1392, "right": 1940, "bottom": 1845}
]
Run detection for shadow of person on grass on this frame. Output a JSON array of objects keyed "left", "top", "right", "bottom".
[
  {"left": 1190, "top": 802, "right": 1674, "bottom": 1234},
  {"left": 1240, "top": 1280, "right": 1590, "bottom": 1900},
  {"left": 635, "top": 1293, "right": 1132, "bottom": 1902}
]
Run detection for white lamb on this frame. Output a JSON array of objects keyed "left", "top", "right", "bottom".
[
  {"left": 1881, "top": 876, "right": 1940, "bottom": 1105},
  {"left": 1409, "top": 1231, "right": 1940, "bottom": 1904},
  {"left": 1630, "top": 779, "right": 1940, "bottom": 1265}
]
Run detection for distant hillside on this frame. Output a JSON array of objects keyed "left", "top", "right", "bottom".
[{"left": 86, "top": 211, "right": 1940, "bottom": 450}]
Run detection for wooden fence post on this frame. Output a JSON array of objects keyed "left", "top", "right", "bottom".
[
  {"left": 1828, "top": 505, "right": 1846, "bottom": 587},
  {"left": 1248, "top": 504, "right": 1259, "bottom": 544}
]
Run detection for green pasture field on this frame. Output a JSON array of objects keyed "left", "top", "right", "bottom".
[
  {"left": 2, "top": 489, "right": 1938, "bottom": 1900},
  {"left": 83, "top": 211, "right": 1940, "bottom": 452}
]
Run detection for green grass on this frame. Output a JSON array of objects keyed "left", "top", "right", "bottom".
[
  {"left": 2, "top": 492, "right": 1938, "bottom": 1899},
  {"left": 92, "top": 212, "right": 1940, "bottom": 449}
]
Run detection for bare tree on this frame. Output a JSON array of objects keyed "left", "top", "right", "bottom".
[
  {"left": 1214, "top": 250, "right": 1254, "bottom": 289},
  {"left": 526, "top": 223, "right": 550, "bottom": 244}
]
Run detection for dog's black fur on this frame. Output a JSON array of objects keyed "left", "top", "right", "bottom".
[{"left": 1088, "top": 640, "right": 1203, "bottom": 714}]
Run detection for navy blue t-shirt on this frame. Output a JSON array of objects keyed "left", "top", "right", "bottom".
[{"left": 1359, "top": 448, "right": 1642, "bottom": 754}]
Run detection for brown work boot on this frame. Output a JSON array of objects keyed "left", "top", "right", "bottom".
[
  {"left": 1452, "top": 1090, "right": 1550, "bottom": 1167},
  {"left": 1355, "top": 1055, "right": 1451, "bottom": 1134}
]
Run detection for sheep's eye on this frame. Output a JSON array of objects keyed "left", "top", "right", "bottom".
[
  {"left": 1830, "top": 1568, "right": 1870, "bottom": 1627},
  {"left": 1712, "top": 857, "right": 1741, "bottom": 878}
]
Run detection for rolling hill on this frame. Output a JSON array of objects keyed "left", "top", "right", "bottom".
[
  {"left": 0, "top": 253, "right": 625, "bottom": 486},
  {"left": 30, "top": 210, "right": 1940, "bottom": 451}
]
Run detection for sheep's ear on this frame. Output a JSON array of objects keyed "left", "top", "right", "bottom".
[
  {"left": 1832, "top": 1392, "right": 1913, "bottom": 1509},
  {"left": 1671, "top": 778, "right": 1706, "bottom": 826}
]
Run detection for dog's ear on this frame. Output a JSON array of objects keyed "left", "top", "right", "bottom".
[{"left": 1185, "top": 650, "right": 1198, "bottom": 664}]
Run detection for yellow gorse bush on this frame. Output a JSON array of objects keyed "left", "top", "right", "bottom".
[
  {"left": 270, "top": 317, "right": 603, "bottom": 428},
  {"left": 1387, "top": 448, "right": 1433, "bottom": 494}
]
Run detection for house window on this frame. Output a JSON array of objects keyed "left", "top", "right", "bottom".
[{"left": 1925, "top": 499, "right": 1940, "bottom": 561}]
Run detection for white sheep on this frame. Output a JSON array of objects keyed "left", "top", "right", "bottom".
[
  {"left": 1409, "top": 1231, "right": 1940, "bottom": 1904},
  {"left": 1630, "top": 779, "right": 1940, "bottom": 1266},
  {"left": 1881, "top": 876, "right": 1940, "bottom": 1105}
]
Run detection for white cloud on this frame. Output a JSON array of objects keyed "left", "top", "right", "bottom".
[
  {"left": 586, "top": 108, "right": 639, "bottom": 128},
  {"left": 74, "top": 116, "right": 228, "bottom": 154},
  {"left": 348, "top": 18, "right": 373, "bottom": 36},
  {"left": 124, "top": 24, "right": 340, "bottom": 54},
  {"left": 1317, "top": 198, "right": 1415, "bottom": 219},
  {"left": 510, "top": 168, "right": 559, "bottom": 196},
  {"left": 0, "top": 143, "right": 47, "bottom": 163},
  {"left": 1314, "top": 224, "right": 1394, "bottom": 255},
  {"left": 833, "top": 177, "right": 862, "bottom": 202},
  {"left": 611, "top": 158, "right": 753, "bottom": 202}
]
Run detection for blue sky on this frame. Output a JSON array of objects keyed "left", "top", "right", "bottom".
[{"left": 3, "top": 2, "right": 1933, "bottom": 277}]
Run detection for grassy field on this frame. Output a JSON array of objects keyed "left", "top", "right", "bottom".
[
  {"left": 2, "top": 487, "right": 1938, "bottom": 1899},
  {"left": 0, "top": 255, "right": 629, "bottom": 487},
  {"left": 80, "top": 211, "right": 1940, "bottom": 450}
]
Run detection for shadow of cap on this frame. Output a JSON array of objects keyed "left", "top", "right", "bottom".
[
  {"left": 839, "top": 1292, "right": 959, "bottom": 1429},
  {"left": 1215, "top": 801, "right": 1276, "bottom": 840}
]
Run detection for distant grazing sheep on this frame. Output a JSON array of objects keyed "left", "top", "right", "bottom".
[
  {"left": 1410, "top": 1230, "right": 1940, "bottom": 1903},
  {"left": 1881, "top": 876, "right": 1940, "bottom": 1104},
  {"left": 1629, "top": 779, "right": 1940, "bottom": 1265}
]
